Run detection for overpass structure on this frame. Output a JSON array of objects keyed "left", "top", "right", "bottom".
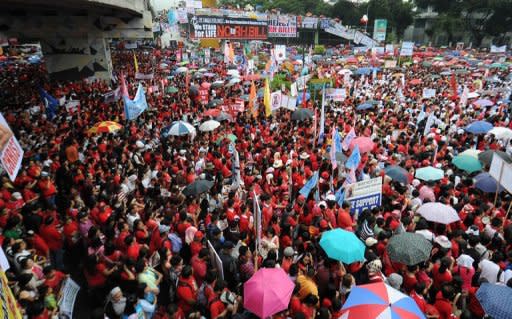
[{"left": 0, "top": 0, "right": 154, "bottom": 80}]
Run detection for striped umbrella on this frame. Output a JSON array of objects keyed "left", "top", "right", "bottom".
[
  {"left": 88, "top": 121, "right": 123, "bottom": 134},
  {"left": 162, "top": 121, "right": 196, "bottom": 137}
]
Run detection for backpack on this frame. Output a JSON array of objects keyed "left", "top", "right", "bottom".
[{"left": 168, "top": 232, "right": 182, "bottom": 253}]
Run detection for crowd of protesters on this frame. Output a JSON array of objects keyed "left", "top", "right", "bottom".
[{"left": 0, "top": 42, "right": 511, "bottom": 319}]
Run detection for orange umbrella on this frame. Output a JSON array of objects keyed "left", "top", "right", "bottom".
[{"left": 88, "top": 121, "right": 122, "bottom": 134}]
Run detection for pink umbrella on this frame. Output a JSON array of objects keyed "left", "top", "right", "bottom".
[
  {"left": 244, "top": 268, "right": 294, "bottom": 318},
  {"left": 350, "top": 137, "right": 375, "bottom": 153},
  {"left": 201, "top": 82, "right": 211, "bottom": 89}
]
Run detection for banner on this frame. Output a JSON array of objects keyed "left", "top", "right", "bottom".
[
  {"left": 124, "top": 41, "right": 138, "bottom": 49},
  {"left": 59, "top": 278, "right": 80, "bottom": 318},
  {"left": 400, "top": 41, "right": 414, "bottom": 56},
  {"left": 199, "top": 88, "right": 209, "bottom": 105},
  {"left": 274, "top": 44, "right": 286, "bottom": 62},
  {"left": 422, "top": 88, "right": 436, "bottom": 99},
  {"left": 0, "top": 114, "right": 23, "bottom": 182},
  {"left": 384, "top": 60, "right": 397, "bottom": 69},
  {"left": 268, "top": 15, "right": 297, "bottom": 38},
  {"left": 489, "top": 154, "right": 512, "bottom": 194},
  {"left": 186, "top": 0, "right": 202, "bottom": 9},
  {"left": 490, "top": 45, "right": 507, "bottom": 53},
  {"left": 353, "top": 31, "right": 378, "bottom": 48},
  {"left": 325, "top": 88, "right": 347, "bottom": 102},
  {"left": 280, "top": 95, "right": 297, "bottom": 110},
  {"left": 230, "top": 98, "right": 245, "bottom": 113},
  {"left": 295, "top": 75, "right": 311, "bottom": 91},
  {"left": 346, "top": 177, "right": 382, "bottom": 216},
  {"left": 177, "top": 8, "right": 188, "bottom": 24},
  {"left": 371, "top": 47, "right": 385, "bottom": 55},
  {"left": 104, "top": 88, "right": 121, "bottom": 103},
  {"left": 135, "top": 73, "right": 154, "bottom": 80},
  {"left": 270, "top": 91, "right": 282, "bottom": 111},
  {"left": 0, "top": 271, "right": 21, "bottom": 319},
  {"left": 124, "top": 83, "right": 148, "bottom": 121},
  {"left": 324, "top": 23, "right": 355, "bottom": 40},
  {"left": 190, "top": 15, "right": 267, "bottom": 39},
  {"left": 373, "top": 19, "right": 387, "bottom": 42},
  {"left": 300, "top": 17, "right": 318, "bottom": 29},
  {"left": 65, "top": 100, "right": 80, "bottom": 113},
  {"left": 385, "top": 44, "right": 394, "bottom": 54}
]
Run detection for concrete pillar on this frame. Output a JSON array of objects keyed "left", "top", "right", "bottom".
[{"left": 40, "top": 35, "right": 113, "bottom": 81}]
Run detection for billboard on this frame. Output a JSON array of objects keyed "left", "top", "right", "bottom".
[
  {"left": 373, "top": 19, "right": 387, "bottom": 42},
  {"left": 268, "top": 15, "right": 298, "bottom": 38},
  {"left": 190, "top": 15, "right": 267, "bottom": 39}
]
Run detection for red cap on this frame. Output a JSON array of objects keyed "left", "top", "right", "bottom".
[
  {"left": 320, "top": 220, "right": 328, "bottom": 229},
  {"left": 321, "top": 171, "right": 329, "bottom": 180}
]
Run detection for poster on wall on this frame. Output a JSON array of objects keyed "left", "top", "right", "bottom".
[
  {"left": 268, "top": 15, "right": 298, "bottom": 38},
  {"left": 190, "top": 15, "right": 267, "bottom": 39}
]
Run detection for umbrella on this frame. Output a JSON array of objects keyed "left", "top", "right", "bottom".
[
  {"left": 488, "top": 127, "right": 512, "bottom": 141},
  {"left": 474, "top": 172, "right": 504, "bottom": 193},
  {"left": 291, "top": 108, "right": 313, "bottom": 121},
  {"left": 476, "top": 283, "right": 512, "bottom": 319},
  {"left": 243, "top": 268, "right": 294, "bottom": 319},
  {"left": 439, "top": 71, "right": 451, "bottom": 76},
  {"left": 203, "top": 109, "right": 221, "bottom": 118},
  {"left": 175, "top": 66, "right": 188, "bottom": 73},
  {"left": 417, "top": 202, "right": 460, "bottom": 224},
  {"left": 409, "top": 78, "right": 422, "bottom": 85},
  {"left": 387, "top": 232, "right": 432, "bottom": 265},
  {"left": 355, "top": 67, "right": 372, "bottom": 75},
  {"left": 473, "top": 99, "right": 494, "bottom": 107},
  {"left": 415, "top": 166, "right": 444, "bottom": 181},
  {"left": 211, "top": 81, "right": 224, "bottom": 88},
  {"left": 215, "top": 112, "right": 233, "bottom": 122},
  {"left": 162, "top": 121, "right": 196, "bottom": 137},
  {"left": 452, "top": 154, "right": 482, "bottom": 173},
  {"left": 199, "top": 120, "right": 220, "bottom": 132},
  {"left": 465, "top": 120, "right": 493, "bottom": 134},
  {"left": 319, "top": 229, "right": 365, "bottom": 264},
  {"left": 340, "top": 282, "right": 426, "bottom": 319},
  {"left": 478, "top": 150, "right": 512, "bottom": 166},
  {"left": 216, "top": 134, "right": 237, "bottom": 145},
  {"left": 166, "top": 86, "right": 179, "bottom": 94},
  {"left": 384, "top": 166, "right": 410, "bottom": 184},
  {"left": 88, "top": 121, "right": 122, "bottom": 134},
  {"left": 467, "top": 91, "right": 480, "bottom": 99},
  {"left": 182, "top": 179, "right": 214, "bottom": 196},
  {"left": 356, "top": 102, "right": 374, "bottom": 111},
  {"left": 349, "top": 137, "right": 375, "bottom": 153},
  {"left": 459, "top": 149, "right": 481, "bottom": 159}
]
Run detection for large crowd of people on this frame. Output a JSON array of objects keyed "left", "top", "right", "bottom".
[{"left": 0, "top": 42, "right": 511, "bottom": 319}]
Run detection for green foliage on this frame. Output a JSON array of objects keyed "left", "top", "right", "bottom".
[
  {"left": 270, "top": 73, "right": 291, "bottom": 91},
  {"left": 313, "top": 45, "right": 326, "bottom": 55}
]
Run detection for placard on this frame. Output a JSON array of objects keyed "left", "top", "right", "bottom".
[
  {"left": 274, "top": 45, "right": 286, "bottom": 62},
  {"left": 422, "top": 88, "right": 436, "bottom": 99},
  {"left": 59, "top": 278, "right": 80, "bottom": 318},
  {"left": 268, "top": 15, "right": 297, "bottom": 38},
  {"left": 346, "top": 177, "right": 382, "bottom": 216},
  {"left": 190, "top": 15, "right": 267, "bottom": 39},
  {"left": 489, "top": 154, "right": 512, "bottom": 194},
  {"left": 270, "top": 91, "right": 282, "bottom": 111},
  {"left": 280, "top": 95, "right": 297, "bottom": 110},
  {"left": 324, "top": 23, "right": 355, "bottom": 40},
  {"left": 384, "top": 60, "right": 397, "bottom": 69},
  {"left": 490, "top": 45, "right": 506, "bottom": 53},
  {"left": 400, "top": 41, "right": 414, "bottom": 56},
  {"left": 354, "top": 31, "right": 378, "bottom": 48},
  {"left": 0, "top": 114, "right": 23, "bottom": 182},
  {"left": 300, "top": 17, "right": 318, "bottom": 29},
  {"left": 207, "top": 240, "right": 224, "bottom": 280},
  {"left": 325, "top": 88, "right": 347, "bottom": 102}
]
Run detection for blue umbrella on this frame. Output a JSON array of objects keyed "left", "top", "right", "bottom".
[
  {"left": 319, "top": 229, "right": 365, "bottom": 264},
  {"left": 355, "top": 67, "right": 372, "bottom": 75},
  {"left": 356, "top": 102, "right": 374, "bottom": 111},
  {"left": 161, "top": 121, "right": 196, "bottom": 137},
  {"left": 476, "top": 283, "right": 512, "bottom": 319},
  {"left": 465, "top": 120, "right": 494, "bottom": 134},
  {"left": 415, "top": 166, "right": 444, "bottom": 181},
  {"left": 474, "top": 172, "right": 504, "bottom": 193},
  {"left": 384, "top": 166, "right": 410, "bottom": 184}
]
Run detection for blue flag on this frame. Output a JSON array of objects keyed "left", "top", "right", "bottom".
[
  {"left": 345, "top": 145, "right": 361, "bottom": 169},
  {"left": 299, "top": 171, "right": 319, "bottom": 199},
  {"left": 124, "top": 83, "right": 148, "bottom": 121},
  {"left": 39, "top": 88, "right": 59, "bottom": 120},
  {"left": 335, "top": 129, "right": 343, "bottom": 153},
  {"left": 342, "top": 128, "right": 356, "bottom": 151},
  {"left": 335, "top": 187, "right": 345, "bottom": 206}
]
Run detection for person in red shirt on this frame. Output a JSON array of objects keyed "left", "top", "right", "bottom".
[
  {"left": 176, "top": 266, "right": 198, "bottom": 315},
  {"left": 190, "top": 231, "right": 204, "bottom": 257},
  {"left": 434, "top": 284, "right": 460, "bottom": 319},
  {"left": 26, "top": 230, "right": 49, "bottom": 259},
  {"left": 191, "top": 248, "right": 208, "bottom": 286},
  {"left": 84, "top": 254, "right": 116, "bottom": 289},
  {"left": 125, "top": 235, "right": 141, "bottom": 261},
  {"left": 209, "top": 280, "right": 238, "bottom": 319},
  {"left": 432, "top": 257, "right": 453, "bottom": 290},
  {"left": 43, "top": 265, "right": 67, "bottom": 292},
  {"left": 39, "top": 217, "right": 63, "bottom": 270}
]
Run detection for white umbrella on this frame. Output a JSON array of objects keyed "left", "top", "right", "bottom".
[
  {"left": 162, "top": 121, "right": 196, "bottom": 137},
  {"left": 338, "top": 69, "right": 353, "bottom": 75},
  {"left": 488, "top": 127, "right": 512, "bottom": 141},
  {"left": 468, "top": 91, "right": 480, "bottom": 99},
  {"left": 460, "top": 149, "right": 481, "bottom": 159},
  {"left": 417, "top": 202, "right": 460, "bottom": 224},
  {"left": 176, "top": 67, "right": 188, "bottom": 73},
  {"left": 227, "top": 69, "right": 240, "bottom": 77},
  {"left": 199, "top": 120, "right": 220, "bottom": 132}
]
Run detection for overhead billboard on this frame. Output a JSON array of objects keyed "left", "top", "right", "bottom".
[
  {"left": 190, "top": 15, "right": 267, "bottom": 39},
  {"left": 268, "top": 15, "right": 298, "bottom": 38},
  {"left": 373, "top": 19, "right": 387, "bottom": 42}
]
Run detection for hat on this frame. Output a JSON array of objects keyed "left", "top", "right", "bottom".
[
  {"left": 284, "top": 247, "right": 295, "bottom": 257},
  {"left": 194, "top": 231, "right": 204, "bottom": 240},
  {"left": 386, "top": 273, "right": 403, "bottom": 290},
  {"left": 179, "top": 149, "right": 187, "bottom": 155},
  {"left": 412, "top": 179, "right": 421, "bottom": 187},
  {"left": 199, "top": 147, "right": 207, "bottom": 153},
  {"left": 300, "top": 152, "right": 310, "bottom": 159},
  {"left": 27, "top": 230, "right": 34, "bottom": 236},
  {"left": 12, "top": 192, "right": 22, "bottom": 200},
  {"left": 223, "top": 241, "right": 235, "bottom": 249},
  {"left": 366, "top": 259, "right": 382, "bottom": 273},
  {"left": 434, "top": 235, "right": 452, "bottom": 249},
  {"left": 365, "top": 237, "right": 378, "bottom": 247},
  {"left": 456, "top": 254, "right": 475, "bottom": 268},
  {"left": 136, "top": 141, "right": 145, "bottom": 149},
  {"left": 273, "top": 159, "right": 283, "bottom": 168}
]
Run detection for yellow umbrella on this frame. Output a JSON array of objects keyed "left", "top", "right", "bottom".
[{"left": 88, "top": 121, "right": 123, "bottom": 134}]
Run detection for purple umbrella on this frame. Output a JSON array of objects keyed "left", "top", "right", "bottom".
[{"left": 473, "top": 99, "right": 494, "bottom": 107}]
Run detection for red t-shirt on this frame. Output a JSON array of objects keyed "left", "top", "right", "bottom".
[
  {"left": 85, "top": 263, "right": 107, "bottom": 288},
  {"left": 126, "top": 242, "right": 141, "bottom": 261},
  {"left": 176, "top": 280, "right": 196, "bottom": 314},
  {"left": 45, "top": 270, "right": 66, "bottom": 291},
  {"left": 434, "top": 292, "right": 455, "bottom": 319},
  {"left": 209, "top": 299, "right": 226, "bottom": 319},
  {"left": 432, "top": 264, "right": 452, "bottom": 289}
]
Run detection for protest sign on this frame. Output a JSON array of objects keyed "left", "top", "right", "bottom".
[
  {"left": 325, "top": 88, "right": 346, "bottom": 102},
  {"left": 135, "top": 73, "right": 154, "bottom": 80},
  {"left": 400, "top": 41, "right": 414, "bottom": 56},
  {"left": 490, "top": 45, "right": 506, "bottom": 53},
  {"left": 199, "top": 88, "right": 209, "bottom": 105},
  {"left": 422, "top": 88, "right": 436, "bottom": 99},
  {"left": 65, "top": 100, "right": 80, "bottom": 113},
  {"left": 270, "top": 91, "right": 282, "bottom": 111},
  {"left": 384, "top": 60, "right": 397, "bottom": 69},
  {"left": 0, "top": 114, "right": 23, "bottom": 182},
  {"left": 346, "top": 177, "right": 382, "bottom": 216},
  {"left": 59, "top": 278, "right": 80, "bottom": 318},
  {"left": 280, "top": 95, "right": 297, "bottom": 110},
  {"left": 207, "top": 240, "right": 224, "bottom": 280},
  {"left": 268, "top": 15, "right": 297, "bottom": 38},
  {"left": 490, "top": 154, "right": 512, "bottom": 194}
]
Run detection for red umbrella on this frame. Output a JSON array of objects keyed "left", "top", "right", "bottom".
[
  {"left": 349, "top": 137, "right": 374, "bottom": 153},
  {"left": 409, "top": 79, "right": 422, "bottom": 85}
]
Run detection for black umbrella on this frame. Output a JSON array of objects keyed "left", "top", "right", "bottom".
[
  {"left": 478, "top": 150, "right": 512, "bottom": 166},
  {"left": 291, "top": 108, "right": 313, "bottom": 121},
  {"left": 182, "top": 179, "right": 214, "bottom": 196},
  {"left": 387, "top": 232, "right": 432, "bottom": 266}
]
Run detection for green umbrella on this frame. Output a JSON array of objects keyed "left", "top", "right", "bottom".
[
  {"left": 433, "top": 56, "right": 444, "bottom": 61},
  {"left": 452, "top": 154, "right": 482, "bottom": 173},
  {"left": 166, "top": 86, "right": 179, "bottom": 94},
  {"left": 422, "top": 61, "right": 432, "bottom": 67},
  {"left": 387, "top": 232, "right": 433, "bottom": 266},
  {"left": 216, "top": 134, "right": 237, "bottom": 145}
]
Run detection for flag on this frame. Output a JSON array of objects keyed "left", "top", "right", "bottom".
[
  {"left": 249, "top": 81, "right": 257, "bottom": 118},
  {"left": 39, "top": 88, "right": 59, "bottom": 120},
  {"left": 335, "top": 129, "right": 343, "bottom": 153},
  {"left": 253, "top": 191, "right": 262, "bottom": 251},
  {"left": 124, "top": 83, "right": 148, "bottom": 121},
  {"left": 345, "top": 145, "right": 361, "bottom": 169},
  {"left": 230, "top": 145, "right": 241, "bottom": 191},
  {"left": 343, "top": 168, "right": 357, "bottom": 187},
  {"left": 342, "top": 127, "right": 356, "bottom": 151},
  {"left": 318, "top": 85, "right": 326, "bottom": 144},
  {"left": 335, "top": 187, "right": 345, "bottom": 206},
  {"left": 460, "top": 85, "right": 469, "bottom": 108},
  {"left": 120, "top": 71, "right": 129, "bottom": 97},
  {"left": 299, "top": 171, "right": 319, "bottom": 199},
  {"left": 450, "top": 72, "right": 458, "bottom": 100},
  {"left": 133, "top": 51, "right": 139, "bottom": 73},
  {"left": 330, "top": 128, "right": 338, "bottom": 169},
  {"left": 302, "top": 88, "right": 307, "bottom": 107},
  {"left": 264, "top": 78, "right": 271, "bottom": 117}
]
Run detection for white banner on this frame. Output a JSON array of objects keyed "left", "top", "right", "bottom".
[
  {"left": 489, "top": 154, "right": 512, "bottom": 194},
  {"left": 422, "top": 88, "right": 436, "bottom": 99},
  {"left": 324, "top": 23, "right": 355, "bottom": 40},
  {"left": 295, "top": 75, "right": 311, "bottom": 91},
  {"left": 353, "top": 31, "right": 378, "bottom": 48},
  {"left": 385, "top": 44, "right": 394, "bottom": 53},
  {"left": 177, "top": 8, "right": 189, "bottom": 24},
  {"left": 400, "top": 41, "right": 414, "bottom": 56},
  {"left": 371, "top": 47, "right": 385, "bottom": 55},
  {"left": 270, "top": 91, "right": 282, "bottom": 111},
  {"left": 300, "top": 17, "right": 318, "bottom": 29},
  {"left": 490, "top": 45, "right": 507, "bottom": 53},
  {"left": 346, "top": 177, "right": 383, "bottom": 216},
  {"left": 124, "top": 42, "right": 138, "bottom": 49},
  {"left": 135, "top": 73, "right": 154, "bottom": 80},
  {"left": 280, "top": 95, "right": 297, "bottom": 110},
  {"left": 274, "top": 45, "right": 286, "bottom": 62},
  {"left": 325, "top": 88, "right": 347, "bottom": 102},
  {"left": 207, "top": 240, "right": 224, "bottom": 280},
  {"left": 59, "top": 278, "right": 80, "bottom": 318},
  {"left": 268, "top": 15, "right": 297, "bottom": 38},
  {"left": 0, "top": 113, "right": 23, "bottom": 182}
]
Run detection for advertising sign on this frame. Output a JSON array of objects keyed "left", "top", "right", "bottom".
[
  {"left": 268, "top": 15, "right": 297, "bottom": 38},
  {"left": 373, "top": 19, "right": 387, "bottom": 42},
  {"left": 190, "top": 15, "right": 267, "bottom": 39},
  {"left": 0, "top": 114, "right": 23, "bottom": 182},
  {"left": 346, "top": 177, "right": 382, "bottom": 216}
]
